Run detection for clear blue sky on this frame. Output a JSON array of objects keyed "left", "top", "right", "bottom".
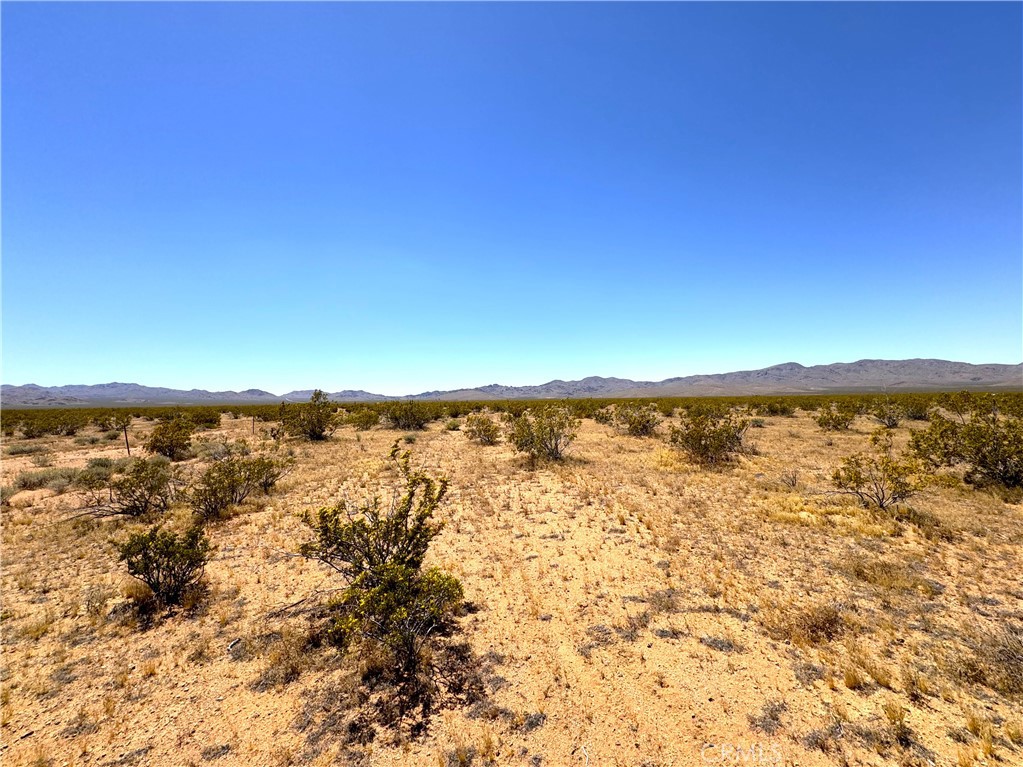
[{"left": 3, "top": 2, "right": 1020, "bottom": 395}]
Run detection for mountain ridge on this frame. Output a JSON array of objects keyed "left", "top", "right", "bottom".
[{"left": 2, "top": 359, "right": 1020, "bottom": 407}]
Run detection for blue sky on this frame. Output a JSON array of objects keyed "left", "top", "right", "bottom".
[{"left": 2, "top": 2, "right": 1020, "bottom": 395}]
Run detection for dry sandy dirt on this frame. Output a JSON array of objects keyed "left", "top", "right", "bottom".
[{"left": 1, "top": 410, "right": 1021, "bottom": 767}]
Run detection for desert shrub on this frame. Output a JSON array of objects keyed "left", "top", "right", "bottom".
[
  {"left": 79, "top": 457, "right": 174, "bottom": 517},
  {"left": 13, "top": 467, "right": 79, "bottom": 494},
  {"left": 463, "top": 414, "right": 500, "bottom": 445},
  {"left": 870, "top": 398, "right": 905, "bottom": 429},
  {"left": 144, "top": 418, "right": 195, "bottom": 461},
  {"left": 755, "top": 400, "right": 795, "bottom": 417},
  {"left": 114, "top": 525, "right": 213, "bottom": 607},
  {"left": 911, "top": 398, "right": 1023, "bottom": 489},
  {"left": 73, "top": 457, "right": 120, "bottom": 492},
  {"left": 103, "top": 429, "right": 121, "bottom": 441},
  {"left": 19, "top": 420, "right": 47, "bottom": 439},
  {"left": 507, "top": 406, "right": 579, "bottom": 461},
  {"left": 346, "top": 408, "right": 380, "bottom": 431},
  {"left": 4, "top": 443, "right": 47, "bottom": 456},
  {"left": 51, "top": 411, "right": 89, "bottom": 436},
  {"left": 445, "top": 419, "right": 461, "bottom": 431},
  {"left": 615, "top": 403, "right": 662, "bottom": 437},
  {"left": 301, "top": 444, "right": 462, "bottom": 681},
  {"left": 188, "top": 457, "right": 256, "bottom": 522},
  {"left": 184, "top": 408, "right": 222, "bottom": 430},
  {"left": 3, "top": 443, "right": 47, "bottom": 456},
  {"left": 832, "top": 430, "right": 923, "bottom": 510},
  {"left": 109, "top": 458, "right": 174, "bottom": 516},
  {"left": 668, "top": 412, "right": 750, "bottom": 466},
  {"left": 246, "top": 452, "right": 295, "bottom": 493},
  {"left": 194, "top": 437, "right": 250, "bottom": 462},
  {"left": 0, "top": 485, "right": 15, "bottom": 506},
  {"left": 901, "top": 395, "right": 931, "bottom": 421},
  {"left": 592, "top": 407, "right": 614, "bottom": 426},
  {"left": 385, "top": 400, "right": 431, "bottom": 431},
  {"left": 656, "top": 402, "right": 677, "bottom": 418},
  {"left": 815, "top": 403, "right": 857, "bottom": 431},
  {"left": 280, "top": 390, "right": 338, "bottom": 441}
]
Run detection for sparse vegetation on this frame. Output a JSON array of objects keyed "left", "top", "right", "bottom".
[
  {"left": 507, "top": 405, "right": 579, "bottom": 461},
  {"left": 279, "top": 390, "right": 338, "bottom": 441},
  {"left": 832, "top": 429, "right": 923, "bottom": 510},
  {"left": 911, "top": 394, "right": 1023, "bottom": 490},
  {"left": 3, "top": 392, "right": 1023, "bottom": 765},
  {"left": 144, "top": 418, "right": 196, "bottom": 461},
  {"left": 815, "top": 402, "right": 857, "bottom": 431},
  {"left": 384, "top": 400, "right": 431, "bottom": 431},
  {"left": 114, "top": 525, "right": 213, "bottom": 608},
  {"left": 668, "top": 411, "right": 750, "bottom": 466},
  {"left": 300, "top": 444, "right": 466, "bottom": 725},
  {"left": 463, "top": 413, "right": 500, "bottom": 445},
  {"left": 614, "top": 402, "right": 662, "bottom": 437}
]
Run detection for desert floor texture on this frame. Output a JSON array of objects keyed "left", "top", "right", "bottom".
[{"left": 1, "top": 411, "right": 1021, "bottom": 767}]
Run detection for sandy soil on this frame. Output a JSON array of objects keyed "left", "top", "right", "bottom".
[{"left": 1, "top": 411, "right": 1021, "bottom": 767}]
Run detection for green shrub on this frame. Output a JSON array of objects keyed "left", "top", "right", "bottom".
[
  {"left": 4, "top": 443, "right": 48, "bottom": 456},
  {"left": 115, "top": 525, "right": 213, "bottom": 607},
  {"left": 109, "top": 458, "right": 174, "bottom": 516},
  {"left": 507, "top": 406, "right": 579, "bottom": 461},
  {"left": 614, "top": 403, "right": 662, "bottom": 437},
  {"left": 144, "top": 418, "right": 195, "bottom": 461},
  {"left": 385, "top": 400, "right": 431, "bottom": 431},
  {"left": 833, "top": 430, "right": 923, "bottom": 510},
  {"left": 815, "top": 403, "right": 857, "bottom": 431},
  {"left": 911, "top": 398, "right": 1023, "bottom": 489},
  {"left": 869, "top": 398, "right": 904, "bottom": 429},
  {"left": 194, "top": 437, "right": 250, "bottom": 462},
  {"left": 345, "top": 408, "right": 380, "bottom": 431},
  {"left": 13, "top": 467, "right": 80, "bottom": 494},
  {"left": 246, "top": 452, "right": 295, "bottom": 494},
  {"left": 668, "top": 413, "right": 750, "bottom": 466},
  {"left": 280, "top": 390, "right": 338, "bottom": 441},
  {"left": 184, "top": 409, "right": 222, "bottom": 430},
  {"left": 301, "top": 444, "right": 462, "bottom": 678},
  {"left": 445, "top": 419, "right": 461, "bottom": 431},
  {"left": 188, "top": 457, "right": 256, "bottom": 522},
  {"left": 592, "top": 407, "right": 614, "bottom": 426},
  {"left": 51, "top": 411, "right": 89, "bottom": 436},
  {"left": 463, "top": 414, "right": 500, "bottom": 445}
]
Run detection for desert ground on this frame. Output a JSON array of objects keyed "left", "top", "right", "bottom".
[{"left": 1, "top": 408, "right": 1021, "bottom": 767}]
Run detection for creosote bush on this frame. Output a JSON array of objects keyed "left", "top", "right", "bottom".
[
  {"left": 507, "top": 405, "right": 579, "bottom": 462},
  {"left": 463, "top": 413, "right": 500, "bottom": 445},
  {"left": 188, "top": 452, "right": 289, "bottom": 521},
  {"left": 345, "top": 408, "right": 380, "bottom": 431},
  {"left": 300, "top": 444, "right": 464, "bottom": 710},
  {"left": 833, "top": 429, "right": 923, "bottom": 511},
  {"left": 911, "top": 395, "right": 1023, "bottom": 491},
  {"left": 614, "top": 403, "right": 662, "bottom": 437},
  {"left": 115, "top": 525, "right": 213, "bottom": 608},
  {"left": 815, "top": 402, "right": 857, "bottom": 431},
  {"left": 668, "top": 412, "right": 751, "bottom": 466},
  {"left": 870, "top": 398, "right": 905, "bottom": 429},
  {"left": 385, "top": 400, "right": 431, "bottom": 431},
  {"left": 144, "top": 418, "right": 195, "bottom": 461},
  {"left": 82, "top": 457, "right": 175, "bottom": 517},
  {"left": 280, "top": 390, "right": 338, "bottom": 441}
]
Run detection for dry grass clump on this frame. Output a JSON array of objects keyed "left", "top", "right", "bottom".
[
  {"left": 952, "top": 622, "right": 1023, "bottom": 699},
  {"left": 759, "top": 596, "right": 851, "bottom": 646}
]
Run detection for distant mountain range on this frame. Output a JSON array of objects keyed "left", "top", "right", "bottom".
[{"left": 2, "top": 359, "right": 1020, "bottom": 407}]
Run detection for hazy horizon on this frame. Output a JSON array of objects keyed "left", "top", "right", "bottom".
[
  {"left": 3, "top": 3, "right": 1020, "bottom": 394},
  {"left": 4, "top": 357, "right": 1022, "bottom": 399}
]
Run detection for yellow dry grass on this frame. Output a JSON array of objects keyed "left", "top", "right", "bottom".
[{"left": 1, "top": 411, "right": 1021, "bottom": 766}]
